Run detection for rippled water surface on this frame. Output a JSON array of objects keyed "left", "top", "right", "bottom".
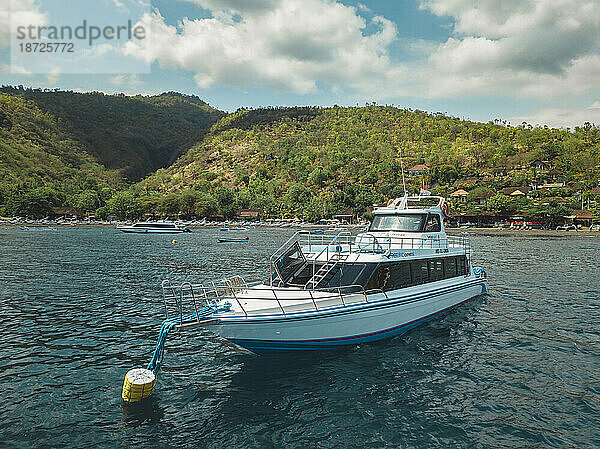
[{"left": 0, "top": 226, "right": 599, "bottom": 448}]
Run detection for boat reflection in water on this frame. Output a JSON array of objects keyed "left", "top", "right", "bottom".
[{"left": 161, "top": 196, "right": 487, "bottom": 354}]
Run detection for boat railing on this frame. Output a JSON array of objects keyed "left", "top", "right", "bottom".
[
  {"left": 268, "top": 230, "right": 472, "bottom": 285},
  {"left": 161, "top": 276, "right": 388, "bottom": 321},
  {"left": 269, "top": 230, "right": 353, "bottom": 286},
  {"left": 308, "top": 232, "right": 470, "bottom": 256}
]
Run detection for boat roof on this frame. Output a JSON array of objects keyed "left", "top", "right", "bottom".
[
  {"left": 373, "top": 195, "right": 445, "bottom": 215},
  {"left": 134, "top": 221, "right": 177, "bottom": 226}
]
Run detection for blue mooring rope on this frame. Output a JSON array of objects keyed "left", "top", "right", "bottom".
[{"left": 146, "top": 303, "right": 232, "bottom": 373}]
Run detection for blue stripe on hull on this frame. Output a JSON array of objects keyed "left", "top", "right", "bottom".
[{"left": 229, "top": 292, "right": 484, "bottom": 354}]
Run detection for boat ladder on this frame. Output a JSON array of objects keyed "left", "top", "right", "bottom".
[{"left": 305, "top": 253, "right": 348, "bottom": 289}]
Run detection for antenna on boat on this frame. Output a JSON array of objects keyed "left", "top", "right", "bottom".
[{"left": 399, "top": 145, "right": 407, "bottom": 197}]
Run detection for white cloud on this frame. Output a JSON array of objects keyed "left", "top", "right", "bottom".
[
  {"left": 109, "top": 73, "right": 142, "bottom": 87},
  {"left": 183, "top": 0, "right": 279, "bottom": 16},
  {"left": 46, "top": 67, "right": 60, "bottom": 84},
  {"left": 421, "top": 0, "right": 600, "bottom": 98},
  {"left": 0, "top": 0, "right": 47, "bottom": 47},
  {"left": 110, "top": 74, "right": 126, "bottom": 85},
  {"left": 0, "top": 62, "right": 32, "bottom": 75},
  {"left": 511, "top": 101, "right": 600, "bottom": 128},
  {"left": 123, "top": 0, "right": 403, "bottom": 95}
]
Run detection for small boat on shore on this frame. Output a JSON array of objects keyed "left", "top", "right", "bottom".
[
  {"left": 117, "top": 222, "right": 190, "bottom": 234},
  {"left": 158, "top": 195, "right": 487, "bottom": 354}
]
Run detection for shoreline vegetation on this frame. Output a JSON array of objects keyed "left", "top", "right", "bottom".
[{"left": 1, "top": 88, "right": 599, "bottom": 228}]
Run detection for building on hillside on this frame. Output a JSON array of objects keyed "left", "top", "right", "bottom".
[
  {"left": 566, "top": 209, "right": 594, "bottom": 227},
  {"left": 540, "top": 197, "right": 568, "bottom": 205},
  {"left": 493, "top": 167, "right": 507, "bottom": 178},
  {"left": 539, "top": 182, "right": 565, "bottom": 189},
  {"left": 407, "top": 164, "right": 430, "bottom": 176},
  {"left": 472, "top": 190, "right": 496, "bottom": 206},
  {"left": 451, "top": 211, "right": 497, "bottom": 227},
  {"left": 450, "top": 189, "right": 469, "bottom": 203},
  {"left": 590, "top": 187, "right": 600, "bottom": 196},
  {"left": 236, "top": 209, "right": 262, "bottom": 220},
  {"left": 545, "top": 169, "right": 562, "bottom": 181},
  {"left": 501, "top": 186, "right": 531, "bottom": 197},
  {"left": 334, "top": 210, "right": 355, "bottom": 224},
  {"left": 530, "top": 159, "right": 549, "bottom": 172}
]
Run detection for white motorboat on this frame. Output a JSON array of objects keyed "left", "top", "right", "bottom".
[
  {"left": 117, "top": 222, "right": 190, "bottom": 234},
  {"left": 161, "top": 196, "right": 487, "bottom": 353}
]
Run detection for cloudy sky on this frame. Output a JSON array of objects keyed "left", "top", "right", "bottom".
[{"left": 1, "top": 0, "right": 600, "bottom": 128}]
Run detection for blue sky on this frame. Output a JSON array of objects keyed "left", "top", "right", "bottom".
[{"left": 1, "top": 0, "right": 600, "bottom": 128}]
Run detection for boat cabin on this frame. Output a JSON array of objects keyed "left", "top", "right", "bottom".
[{"left": 270, "top": 196, "right": 470, "bottom": 294}]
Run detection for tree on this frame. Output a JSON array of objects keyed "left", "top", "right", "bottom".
[
  {"left": 308, "top": 167, "right": 328, "bottom": 186},
  {"left": 214, "top": 187, "right": 237, "bottom": 218},
  {"left": 106, "top": 191, "right": 142, "bottom": 219},
  {"left": 195, "top": 192, "right": 217, "bottom": 217},
  {"left": 72, "top": 190, "right": 100, "bottom": 213},
  {"left": 6, "top": 187, "right": 62, "bottom": 218},
  {"left": 179, "top": 189, "right": 200, "bottom": 218},
  {"left": 487, "top": 193, "right": 518, "bottom": 216},
  {"left": 160, "top": 193, "right": 181, "bottom": 218}
]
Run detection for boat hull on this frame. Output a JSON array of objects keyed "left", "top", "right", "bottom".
[
  {"left": 208, "top": 276, "right": 487, "bottom": 354},
  {"left": 117, "top": 228, "right": 185, "bottom": 234}
]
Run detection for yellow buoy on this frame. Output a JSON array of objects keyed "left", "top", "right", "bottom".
[
  {"left": 171, "top": 239, "right": 177, "bottom": 244},
  {"left": 121, "top": 368, "right": 155, "bottom": 403}
]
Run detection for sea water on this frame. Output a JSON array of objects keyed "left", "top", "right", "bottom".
[{"left": 0, "top": 226, "right": 598, "bottom": 448}]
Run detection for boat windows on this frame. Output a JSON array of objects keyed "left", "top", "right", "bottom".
[
  {"left": 424, "top": 214, "right": 441, "bottom": 232},
  {"left": 444, "top": 257, "right": 457, "bottom": 277},
  {"left": 411, "top": 260, "right": 429, "bottom": 285},
  {"left": 429, "top": 258, "right": 444, "bottom": 281},
  {"left": 367, "top": 255, "right": 469, "bottom": 292},
  {"left": 388, "top": 262, "right": 412, "bottom": 289},
  {"left": 132, "top": 222, "right": 176, "bottom": 228},
  {"left": 457, "top": 255, "right": 468, "bottom": 276},
  {"left": 273, "top": 242, "right": 308, "bottom": 285},
  {"left": 327, "top": 263, "right": 377, "bottom": 290},
  {"left": 369, "top": 214, "right": 426, "bottom": 232}
]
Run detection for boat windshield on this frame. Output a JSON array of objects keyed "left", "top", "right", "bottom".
[{"left": 369, "top": 214, "right": 426, "bottom": 232}]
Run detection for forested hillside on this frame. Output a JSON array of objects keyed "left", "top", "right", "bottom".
[
  {"left": 1, "top": 94, "right": 599, "bottom": 223},
  {"left": 0, "top": 92, "right": 124, "bottom": 186},
  {"left": 134, "top": 106, "right": 600, "bottom": 222},
  {"left": 0, "top": 87, "right": 225, "bottom": 181}
]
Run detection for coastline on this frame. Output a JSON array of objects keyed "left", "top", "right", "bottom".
[
  {"left": 2, "top": 221, "right": 599, "bottom": 237},
  {"left": 446, "top": 227, "right": 600, "bottom": 237}
]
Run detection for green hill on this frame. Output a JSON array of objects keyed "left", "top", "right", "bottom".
[
  {"left": 0, "top": 92, "right": 124, "bottom": 188},
  {"left": 137, "top": 106, "right": 599, "bottom": 211},
  {"left": 0, "top": 87, "right": 225, "bottom": 181},
  {"left": 1, "top": 95, "right": 599, "bottom": 221},
  {"left": 141, "top": 106, "right": 596, "bottom": 189}
]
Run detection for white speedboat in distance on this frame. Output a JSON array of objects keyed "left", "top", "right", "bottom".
[
  {"left": 117, "top": 222, "right": 190, "bottom": 234},
  {"left": 161, "top": 196, "right": 487, "bottom": 353}
]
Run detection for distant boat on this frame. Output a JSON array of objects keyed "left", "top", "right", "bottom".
[
  {"left": 220, "top": 227, "right": 250, "bottom": 232},
  {"left": 117, "top": 222, "right": 190, "bottom": 234},
  {"left": 218, "top": 236, "right": 249, "bottom": 243}
]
